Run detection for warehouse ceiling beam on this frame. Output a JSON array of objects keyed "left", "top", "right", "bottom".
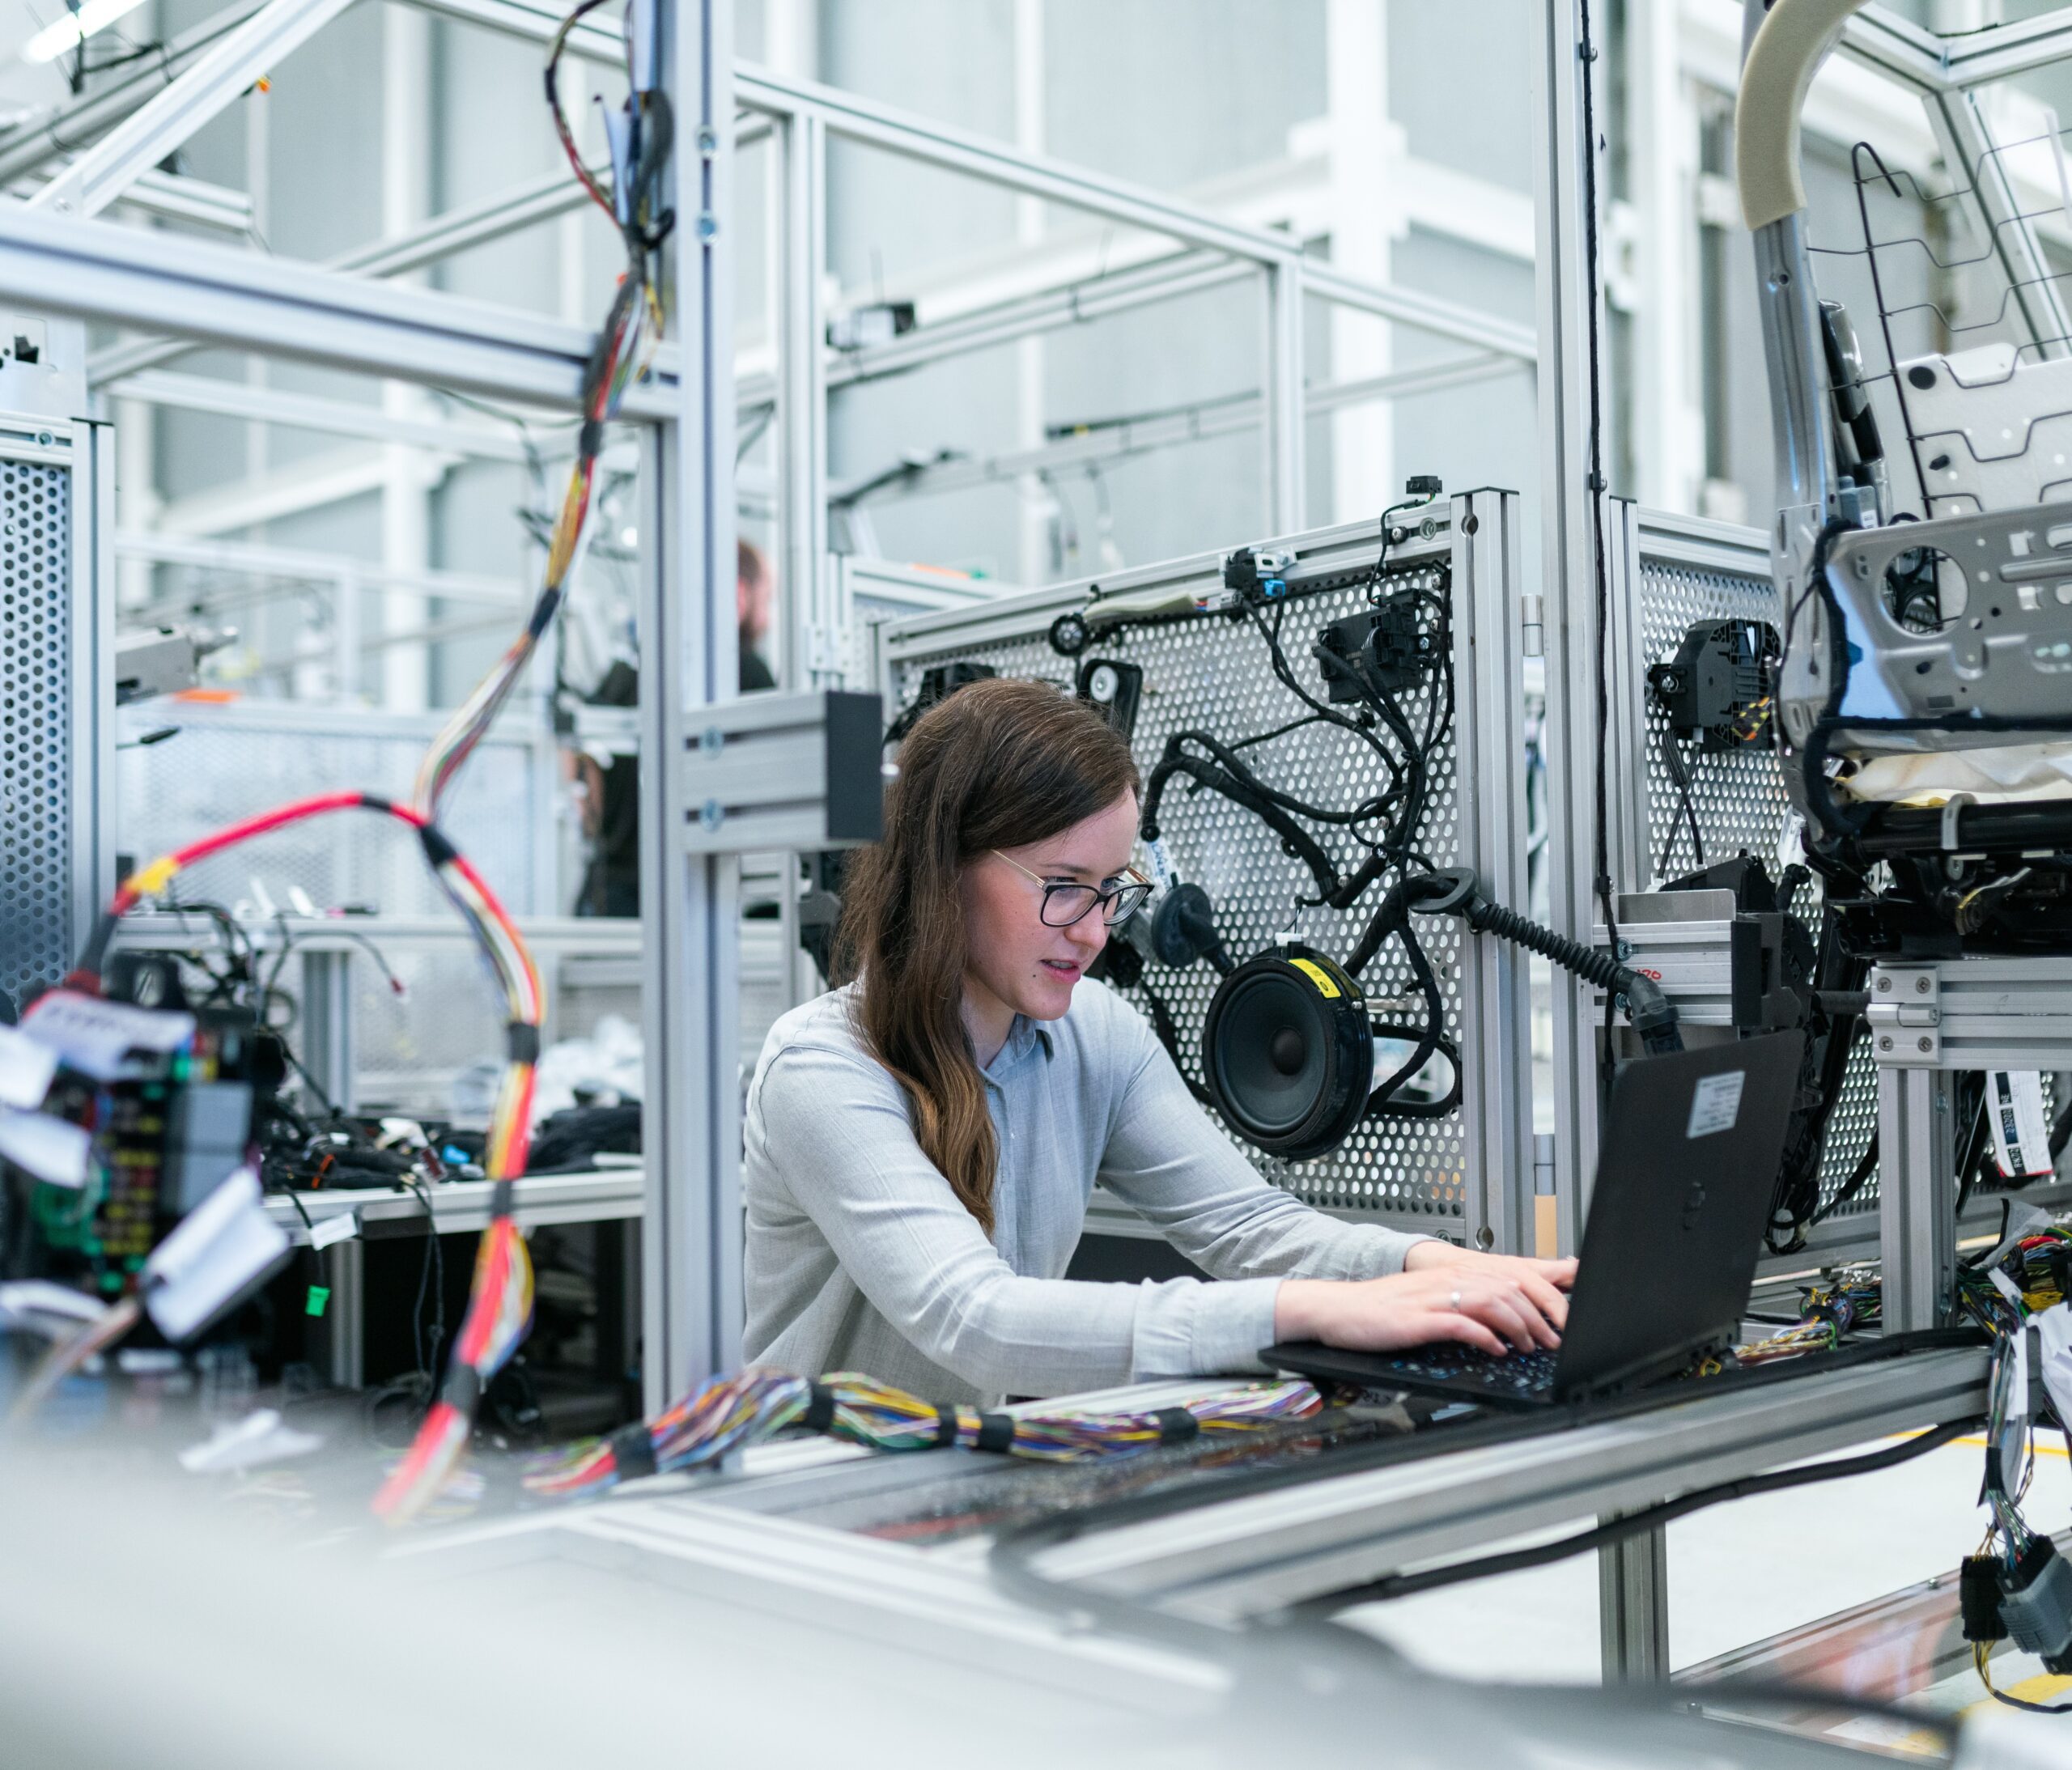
[
  {"left": 0, "top": 203, "right": 673, "bottom": 414},
  {"left": 1840, "top": 2, "right": 2072, "bottom": 89},
  {"left": 117, "top": 529, "right": 521, "bottom": 606},
  {"left": 89, "top": 163, "right": 600, "bottom": 388},
  {"left": 401, "top": 0, "right": 1534, "bottom": 363},
  {"left": 14, "top": 167, "right": 257, "bottom": 235},
  {"left": 113, "top": 370, "right": 543, "bottom": 463},
  {"left": 0, "top": 1, "right": 267, "bottom": 185},
  {"left": 828, "top": 351, "right": 1522, "bottom": 507},
  {"left": 29, "top": 0, "right": 363, "bottom": 220},
  {"left": 735, "top": 248, "right": 1258, "bottom": 415}
]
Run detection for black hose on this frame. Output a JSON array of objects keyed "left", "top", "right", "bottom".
[{"left": 1459, "top": 896, "right": 1681, "bottom": 1055}]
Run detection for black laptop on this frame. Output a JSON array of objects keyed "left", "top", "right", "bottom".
[{"left": 1264, "top": 1033, "right": 1805, "bottom": 1411}]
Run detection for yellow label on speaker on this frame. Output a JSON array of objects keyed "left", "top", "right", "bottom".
[{"left": 1289, "top": 958, "right": 1340, "bottom": 999}]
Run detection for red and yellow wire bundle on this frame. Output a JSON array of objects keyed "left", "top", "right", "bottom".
[{"left": 74, "top": 789, "right": 544, "bottom": 1526}]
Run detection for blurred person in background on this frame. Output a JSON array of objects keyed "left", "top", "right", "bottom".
[{"left": 572, "top": 538, "right": 776, "bottom": 916}]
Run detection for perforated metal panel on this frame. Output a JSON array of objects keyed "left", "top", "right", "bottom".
[
  {"left": 0, "top": 457, "right": 74, "bottom": 1010},
  {"left": 881, "top": 503, "right": 1534, "bottom": 1243}
]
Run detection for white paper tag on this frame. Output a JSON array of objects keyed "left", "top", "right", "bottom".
[
  {"left": 0, "top": 1108, "right": 91, "bottom": 1188},
  {"left": 1988, "top": 1070, "right": 2053, "bottom": 1179},
  {"left": 1687, "top": 1070, "right": 1746, "bottom": 1139},
  {"left": 22, "top": 990, "right": 193, "bottom": 1081},
  {"left": 308, "top": 1208, "right": 359, "bottom": 1251},
  {"left": 142, "top": 1165, "right": 291, "bottom": 1344},
  {"left": 0, "top": 1023, "right": 58, "bottom": 1110},
  {"left": 1991, "top": 1267, "right": 2027, "bottom": 1310},
  {"left": 178, "top": 1407, "right": 325, "bottom": 1475},
  {"left": 1144, "top": 837, "right": 1174, "bottom": 895},
  {"left": 0, "top": 1279, "right": 104, "bottom": 1335}
]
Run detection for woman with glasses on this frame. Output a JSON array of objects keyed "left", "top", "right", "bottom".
[{"left": 743, "top": 677, "right": 1572, "bottom": 1402}]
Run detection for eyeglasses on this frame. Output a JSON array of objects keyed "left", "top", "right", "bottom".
[{"left": 991, "top": 851, "right": 1154, "bottom": 929}]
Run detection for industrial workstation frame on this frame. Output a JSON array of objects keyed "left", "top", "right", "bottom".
[
  {"left": 1541, "top": 2, "right": 2072, "bottom": 1272},
  {"left": 0, "top": 0, "right": 1544, "bottom": 1407},
  {"left": 4, "top": 0, "right": 2066, "bottom": 1701}
]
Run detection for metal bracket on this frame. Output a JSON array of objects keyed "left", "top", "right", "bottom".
[
  {"left": 1867, "top": 965, "right": 1941, "bottom": 1066},
  {"left": 677, "top": 689, "right": 885, "bottom": 855}
]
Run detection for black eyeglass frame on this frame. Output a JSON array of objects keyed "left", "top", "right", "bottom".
[{"left": 990, "top": 850, "right": 1155, "bottom": 929}]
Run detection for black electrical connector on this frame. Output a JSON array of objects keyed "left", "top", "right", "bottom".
[
  {"left": 1149, "top": 882, "right": 1233, "bottom": 974},
  {"left": 1962, "top": 1555, "right": 2008, "bottom": 1645},
  {"left": 885, "top": 660, "right": 996, "bottom": 743},
  {"left": 1648, "top": 619, "right": 1780, "bottom": 752},
  {"left": 1316, "top": 595, "right": 1433, "bottom": 702}
]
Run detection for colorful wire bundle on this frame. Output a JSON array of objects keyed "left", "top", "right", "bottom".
[
  {"left": 1736, "top": 1266, "right": 1883, "bottom": 1365},
  {"left": 522, "top": 1372, "right": 1326, "bottom": 1500},
  {"left": 411, "top": 0, "right": 667, "bottom": 823},
  {"left": 60, "top": 790, "right": 542, "bottom": 1521}
]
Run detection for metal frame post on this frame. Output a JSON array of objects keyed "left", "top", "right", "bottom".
[
  {"left": 1878, "top": 1066, "right": 1957, "bottom": 1332},
  {"left": 1534, "top": 0, "right": 1609, "bottom": 1259},
  {"left": 1455, "top": 488, "right": 1539, "bottom": 1253},
  {"left": 1597, "top": 1522, "right": 1670, "bottom": 1683},
  {"left": 1262, "top": 260, "right": 1306, "bottom": 533},
  {"left": 639, "top": 0, "right": 742, "bottom": 1409},
  {"left": 777, "top": 109, "right": 830, "bottom": 692}
]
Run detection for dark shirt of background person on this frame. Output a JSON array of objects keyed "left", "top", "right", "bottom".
[{"left": 577, "top": 540, "right": 777, "bottom": 916}]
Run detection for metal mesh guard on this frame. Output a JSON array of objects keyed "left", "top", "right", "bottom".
[
  {"left": 897, "top": 560, "right": 1468, "bottom": 1233},
  {"left": 0, "top": 458, "right": 72, "bottom": 1010}
]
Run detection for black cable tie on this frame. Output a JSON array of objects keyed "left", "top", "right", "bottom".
[
  {"left": 418, "top": 823, "right": 461, "bottom": 868},
  {"left": 609, "top": 1421, "right": 658, "bottom": 1481},
  {"left": 801, "top": 1382, "right": 837, "bottom": 1434},
  {"left": 360, "top": 792, "right": 394, "bottom": 814},
  {"left": 506, "top": 1021, "right": 541, "bottom": 1065},
  {"left": 442, "top": 1363, "right": 482, "bottom": 1416},
  {"left": 489, "top": 1178, "right": 515, "bottom": 1216},
  {"left": 932, "top": 1404, "right": 960, "bottom": 1447},
  {"left": 578, "top": 418, "right": 605, "bottom": 460},
  {"left": 974, "top": 1411, "right": 1017, "bottom": 1454},
  {"left": 1152, "top": 1407, "right": 1201, "bottom": 1444}
]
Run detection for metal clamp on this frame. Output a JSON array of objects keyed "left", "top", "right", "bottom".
[
  {"left": 677, "top": 689, "right": 885, "bottom": 855},
  {"left": 1867, "top": 965, "right": 1941, "bottom": 1065}
]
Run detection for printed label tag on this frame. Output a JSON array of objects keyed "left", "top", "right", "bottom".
[
  {"left": 1144, "top": 838, "right": 1173, "bottom": 894},
  {"left": 1988, "top": 1070, "right": 2053, "bottom": 1180},
  {"left": 308, "top": 1209, "right": 359, "bottom": 1251},
  {"left": 23, "top": 990, "right": 193, "bottom": 1081},
  {"left": 1289, "top": 958, "right": 1341, "bottom": 1000},
  {"left": 1687, "top": 1070, "right": 1746, "bottom": 1139},
  {"left": 0, "top": 1024, "right": 57, "bottom": 1110}
]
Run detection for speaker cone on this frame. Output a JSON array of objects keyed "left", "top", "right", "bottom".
[{"left": 1202, "top": 945, "right": 1373, "bottom": 1159}]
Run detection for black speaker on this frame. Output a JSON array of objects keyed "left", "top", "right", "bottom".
[{"left": 1202, "top": 944, "right": 1373, "bottom": 1160}]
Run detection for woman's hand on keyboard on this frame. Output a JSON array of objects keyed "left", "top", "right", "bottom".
[{"left": 1274, "top": 1255, "right": 1572, "bottom": 1356}]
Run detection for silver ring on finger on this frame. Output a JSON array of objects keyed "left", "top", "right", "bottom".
[{"left": 1450, "top": 1288, "right": 1463, "bottom": 1311}]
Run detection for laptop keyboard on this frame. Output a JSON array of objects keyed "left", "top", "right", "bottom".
[{"left": 1377, "top": 1343, "right": 1560, "bottom": 1396}]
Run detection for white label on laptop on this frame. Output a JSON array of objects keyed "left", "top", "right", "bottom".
[
  {"left": 1988, "top": 1070, "right": 2053, "bottom": 1179},
  {"left": 1687, "top": 1070, "right": 1746, "bottom": 1139}
]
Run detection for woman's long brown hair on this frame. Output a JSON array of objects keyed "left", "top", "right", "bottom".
[{"left": 834, "top": 677, "right": 1140, "bottom": 1237}]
